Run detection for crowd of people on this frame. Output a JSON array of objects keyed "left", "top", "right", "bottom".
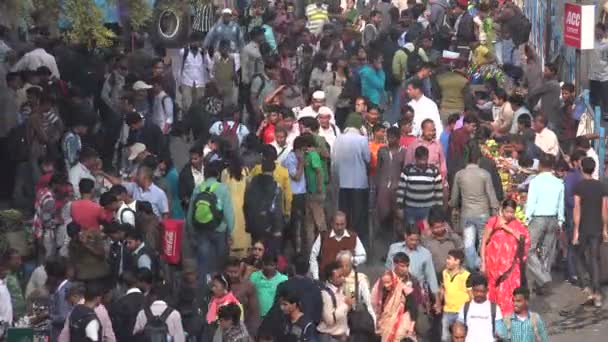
[{"left": 1, "top": 0, "right": 607, "bottom": 341}]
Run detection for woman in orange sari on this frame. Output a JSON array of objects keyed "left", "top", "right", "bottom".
[
  {"left": 370, "top": 270, "right": 417, "bottom": 342},
  {"left": 480, "top": 199, "right": 531, "bottom": 315}
]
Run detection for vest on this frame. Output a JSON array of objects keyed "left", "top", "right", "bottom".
[
  {"left": 69, "top": 304, "right": 100, "bottom": 342},
  {"left": 318, "top": 230, "right": 357, "bottom": 278}
]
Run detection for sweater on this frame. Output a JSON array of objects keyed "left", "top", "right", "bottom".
[{"left": 318, "top": 230, "right": 358, "bottom": 278}]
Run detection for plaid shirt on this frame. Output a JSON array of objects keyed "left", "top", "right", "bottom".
[{"left": 504, "top": 311, "right": 549, "bottom": 342}]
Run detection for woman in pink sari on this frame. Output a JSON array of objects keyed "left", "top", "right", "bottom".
[
  {"left": 370, "top": 271, "right": 417, "bottom": 342},
  {"left": 480, "top": 199, "right": 531, "bottom": 314}
]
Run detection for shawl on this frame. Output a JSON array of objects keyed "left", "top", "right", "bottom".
[
  {"left": 206, "top": 291, "right": 241, "bottom": 324},
  {"left": 370, "top": 271, "right": 416, "bottom": 342}
]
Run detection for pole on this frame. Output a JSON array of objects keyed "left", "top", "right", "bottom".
[
  {"left": 545, "top": 0, "right": 553, "bottom": 64},
  {"left": 575, "top": 0, "right": 583, "bottom": 92}
]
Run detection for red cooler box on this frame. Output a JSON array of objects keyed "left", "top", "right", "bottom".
[{"left": 161, "top": 219, "right": 184, "bottom": 265}]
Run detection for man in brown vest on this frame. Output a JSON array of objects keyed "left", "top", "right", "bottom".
[{"left": 309, "top": 211, "right": 367, "bottom": 279}]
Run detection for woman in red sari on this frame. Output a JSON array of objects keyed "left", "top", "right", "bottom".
[{"left": 480, "top": 199, "right": 530, "bottom": 315}]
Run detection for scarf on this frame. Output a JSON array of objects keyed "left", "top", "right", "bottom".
[
  {"left": 206, "top": 291, "right": 240, "bottom": 324},
  {"left": 371, "top": 272, "right": 416, "bottom": 342}
]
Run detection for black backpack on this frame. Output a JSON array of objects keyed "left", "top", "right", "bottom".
[
  {"left": 403, "top": 47, "right": 424, "bottom": 77},
  {"left": 142, "top": 306, "right": 174, "bottom": 342},
  {"left": 69, "top": 305, "right": 99, "bottom": 342},
  {"left": 244, "top": 178, "right": 280, "bottom": 236}
]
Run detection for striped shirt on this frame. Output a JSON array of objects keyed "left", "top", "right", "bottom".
[
  {"left": 396, "top": 163, "right": 443, "bottom": 208},
  {"left": 305, "top": 3, "right": 329, "bottom": 36},
  {"left": 504, "top": 312, "right": 549, "bottom": 342}
]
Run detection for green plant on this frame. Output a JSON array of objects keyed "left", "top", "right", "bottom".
[
  {"left": 125, "top": 0, "right": 153, "bottom": 31},
  {"left": 64, "top": 0, "right": 116, "bottom": 48}
]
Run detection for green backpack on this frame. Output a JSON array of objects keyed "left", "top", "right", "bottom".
[{"left": 192, "top": 183, "right": 223, "bottom": 231}]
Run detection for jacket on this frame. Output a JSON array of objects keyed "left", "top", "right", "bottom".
[
  {"left": 243, "top": 174, "right": 285, "bottom": 237},
  {"left": 178, "top": 162, "right": 196, "bottom": 206},
  {"left": 456, "top": 12, "right": 476, "bottom": 46},
  {"left": 186, "top": 177, "right": 235, "bottom": 236}
]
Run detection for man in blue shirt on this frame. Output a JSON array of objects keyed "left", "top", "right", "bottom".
[
  {"left": 186, "top": 160, "right": 235, "bottom": 285},
  {"left": 525, "top": 154, "right": 564, "bottom": 295}
]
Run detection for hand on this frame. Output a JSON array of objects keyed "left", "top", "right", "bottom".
[
  {"left": 295, "top": 150, "right": 304, "bottom": 161},
  {"left": 572, "top": 230, "right": 579, "bottom": 245},
  {"left": 344, "top": 295, "right": 355, "bottom": 308},
  {"left": 260, "top": 119, "right": 268, "bottom": 128}
]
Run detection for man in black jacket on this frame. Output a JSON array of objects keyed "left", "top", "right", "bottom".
[
  {"left": 178, "top": 144, "right": 205, "bottom": 212},
  {"left": 453, "top": 1, "right": 476, "bottom": 54},
  {"left": 109, "top": 271, "right": 145, "bottom": 341},
  {"left": 125, "top": 111, "right": 168, "bottom": 159}
]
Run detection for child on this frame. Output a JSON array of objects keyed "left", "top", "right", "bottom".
[
  {"left": 438, "top": 249, "right": 470, "bottom": 342},
  {"left": 398, "top": 118, "right": 416, "bottom": 149},
  {"left": 441, "top": 113, "right": 460, "bottom": 158}
]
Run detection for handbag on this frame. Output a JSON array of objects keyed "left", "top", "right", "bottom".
[{"left": 347, "top": 268, "right": 376, "bottom": 336}]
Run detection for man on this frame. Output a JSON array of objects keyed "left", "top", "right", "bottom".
[
  {"left": 124, "top": 111, "right": 168, "bottom": 159},
  {"left": 453, "top": 1, "right": 476, "bottom": 48},
  {"left": 509, "top": 94, "right": 531, "bottom": 134},
  {"left": 244, "top": 158, "right": 285, "bottom": 252},
  {"left": 208, "top": 105, "right": 251, "bottom": 147},
  {"left": 589, "top": 23, "right": 608, "bottom": 120},
  {"left": 279, "top": 291, "right": 318, "bottom": 341},
  {"left": 271, "top": 127, "right": 292, "bottom": 165},
  {"left": 298, "top": 91, "right": 327, "bottom": 120},
  {"left": 178, "top": 145, "right": 205, "bottom": 212},
  {"left": 575, "top": 137, "right": 600, "bottom": 180},
  {"left": 360, "top": 53, "right": 386, "bottom": 108},
  {"left": 109, "top": 272, "right": 145, "bottom": 342},
  {"left": 68, "top": 147, "right": 98, "bottom": 199},
  {"left": 179, "top": 32, "right": 208, "bottom": 112},
  {"left": 332, "top": 120, "right": 371, "bottom": 245},
  {"left": 573, "top": 157, "right": 608, "bottom": 307},
  {"left": 532, "top": 114, "right": 559, "bottom": 157},
  {"left": 451, "top": 322, "right": 467, "bottom": 342},
  {"left": 282, "top": 136, "right": 307, "bottom": 253},
  {"left": 528, "top": 63, "right": 561, "bottom": 131},
  {"left": 503, "top": 287, "right": 549, "bottom": 342},
  {"left": 317, "top": 261, "right": 352, "bottom": 340},
  {"left": 0, "top": 72, "right": 20, "bottom": 199},
  {"left": 309, "top": 212, "right": 367, "bottom": 280},
  {"left": 250, "top": 145, "right": 293, "bottom": 220},
  {"left": 386, "top": 227, "right": 439, "bottom": 295},
  {"left": 490, "top": 88, "right": 514, "bottom": 137},
  {"left": 408, "top": 78, "right": 443, "bottom": 138},
  {"left": 397, "top": 145, "right": 444, "bottom": 226},
  {"left": 250, "top": 254, "right": 288, "bottom": 318},
  {"left": 65, "top": 282, "right": 103, "bottom": 342},
  {"left": 447, "top": 115, "right": 479, "bottom": 183},
  {"left": 422, "top": 206, "right": 464, "bottom": 276},
  {"left": 46, "top": 258, "right": 72, "bottom": 341},
  {"left": 457, "top": 273, "right": 506, "bottom": 342},
  {"left": 0, "top": 254, "right": 13, "bottom": 334},
  {"left": 525, "top": 154, "right": 564, "bottom": 295},
  {"left": 125, "top": 228, "right": 158, "bottom": 274},
  {"left": 170, "top": 259, "right": 206, "bottom": 340},
  {"left": 133, "top": 285, "right": 185, "bottom": 342},
  {"left": 405, "top": 119, "right": 448, "bottom": 180},
  {"left": 241, "top": 26, "right": 265, "bottom": 117},
  {"left": 106, "top": 166, "right": 169, "bottom": 218},
  {"left": 11, "top": 38, "right": 60, "bottom": 78},
  {"left": 450, "top": 146, "right": 499, "bottom": 270},
  {"left": 110, "top": 185, "right": 138, "bottom": 226},
  {"left": 70, "top": 179, "right": 107, "bottom": 231},
  {"left": 362, "top": 10, "right": 382, "bottom": 47},
  {"left": 225, "top": 257, "right": 261, "bottom": 335},
  {"left": 62, "top": 118, "right": 89, "bottom": 172},
  {"left": 305, "top": 0, "right": 329, "bottom": 36},
  {"left": 250, "top": 62, "right": 280, "bottom": 125},
  {"left": 203, "top": 9, "right": 244, "bottom": 61},
  {"left": 186, "top": 160, "right": 234, "bottom": 284},
  {"left": 150, "top": 77, "right": 173, "bottom": 136},
  {"left": 3, "top": 249, "right": 24, "bottom": 321}
]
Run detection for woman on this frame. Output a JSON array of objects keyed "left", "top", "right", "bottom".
[
  {"left": 371, "top": 271, "right": 417, "bottom": 342},
  {"left": 158, "top": 156, "right": 184, "bottom": 219},
  {"left": 221, "top": 154, "right": 250, "bottom": 259},
  {"left": 480, "top": 199, "right": 530, "bottom": 315},
  {"left": 323, "top": 55, "right": 349, "bottom": 112},
  {"left": 206, "top": 274, "right": 243, "bottom": 340}
]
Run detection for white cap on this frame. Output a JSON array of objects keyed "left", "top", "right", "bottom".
[
  {"left": 222, "top": 8, "right": 233, "bottom": 15},
  {"left": 317, "top": 106, "right": 333, "bottom": 117},
  {"left": 312, "top": 90, "right": 325, "bottom": 100},
  {"left": 132, "top": 80, "right": 152, "bottom": 91},
  {"left": 128, "top": 143, "right": 147, "bottom": 161}
]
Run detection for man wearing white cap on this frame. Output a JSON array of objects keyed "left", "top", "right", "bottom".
[
  {"left": 204, "top": 8, "right": 244, "bottom": 70},
  {"left": 317, "top": 106, "right": 341, "bottom": 150},
  {"left": 132, "top": 80, "right": 153, "bottom": 119},
  {"left": 298, "top": 91, "right": 335, "bottom": 123}
]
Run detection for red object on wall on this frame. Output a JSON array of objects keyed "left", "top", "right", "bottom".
[
  {"left": 161, "top": 219, "right": 183, "bottom": 265},
  {"left": 564, "top": 3, "right": 583, "bottom": 48}
]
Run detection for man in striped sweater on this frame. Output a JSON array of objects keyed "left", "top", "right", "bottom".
[
  {"left": 396, "top": 145, "right": 445, "bottom": 227},
  {"left": 305, "top": 0, "right": 329, "bottom": 37}
]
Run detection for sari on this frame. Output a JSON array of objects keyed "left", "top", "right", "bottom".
[
  {"left": 484, "top": 216, "right": 530, "bottom": 314},
  {"left": 370, "top": 272, "right": 417, "bottom": 342}
]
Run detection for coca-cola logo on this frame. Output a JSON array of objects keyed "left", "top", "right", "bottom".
[{"left": 164, "top": 231, "right": 175, "bottom": 255}]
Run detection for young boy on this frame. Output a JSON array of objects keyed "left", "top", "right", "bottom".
[
  {"left": 503, "top": 287, "right": 549, "bottom": 342},
  {"left": 279, "top": 291, "right": 317, "bottom": 341},
  {"left": 438, "top": 249, "right": 470, "bottom": 342},
  {"left": 399, "top": 118, "right": 416, "bottom": 149},
  {"left": 441, "top": 113, "right": 461, "bottom": 158},
  {"left": 457, "top": 274, "right": 506, "bottom": 342}
]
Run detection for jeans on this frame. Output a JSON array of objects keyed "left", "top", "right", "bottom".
[
  {"left": 441, "top": 312, "right": 459, "bottom": 342},
  {"left": 195, "top": 230, "right": 228, "bottom": 286},
  {"left": 305, "top": 193, "right": 327, "bottom": 253},
  {"left": 574, "top": 235, "right": 602, "bottom": 293},
  {"left": 287, "top": 193, "right": 306, "bottom": 253},
  {"left": 527, "top": 217, "right": 559, "bottom": 287},
  {"left": 388, "top": 85, "right": 402, "bottom": 125},
  {"left": 564, "top": 213, "right": 577, "bottom": 279},
  {"left": 404, "top": 206, "right": 432, "bottom": 226},
  {"left": 339, "top": 188, "right": 369, "bottom": 246},
  {"left": 462, "top": 214, "right": 489, "bottom": 270}
]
